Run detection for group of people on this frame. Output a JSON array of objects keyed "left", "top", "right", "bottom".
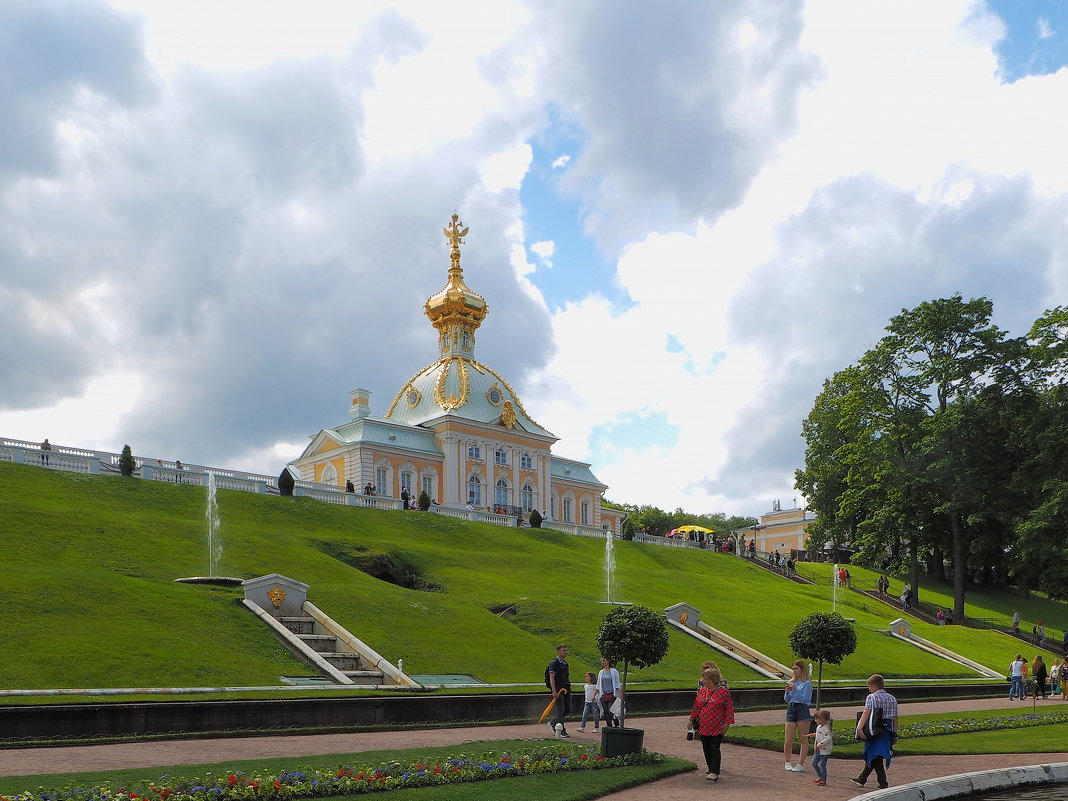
[
  {"left": 545, "top": 645, "right": 899, "bottom": 789},
  {"left": 543, "top": 646, "right": 625, "bottom": 737},
  {"left": 1009, "top": 653, "right": 1067, "bottom": 700},
  {"left": 777, "top": 662, "right": 899, "bottom": 790}
]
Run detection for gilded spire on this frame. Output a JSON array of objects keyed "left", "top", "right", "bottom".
[{"left": 425, "top": 213, "right": 488, "bottom": 359}]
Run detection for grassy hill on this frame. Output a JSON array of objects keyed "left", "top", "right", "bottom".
[{"left": 3, "top": 462, "right": 1064, "bottom": 694}]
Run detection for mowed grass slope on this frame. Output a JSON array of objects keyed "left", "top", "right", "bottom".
[{"left": 0, "top": 463, "right": 1043, "bottom": 691}]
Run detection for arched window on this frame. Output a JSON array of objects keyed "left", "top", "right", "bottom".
[
  {"left": 495, "top": 478, "right": 510, "bottom": 507},
  {"left": 521, "top": 484, "right": 534, "bottom": 513},
  {"left": 468, "top": 475, "right": 482, "bottom": 506}
]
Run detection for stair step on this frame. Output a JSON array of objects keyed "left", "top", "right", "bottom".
[
  {"left": 343, "top": 670, "right": 385, "bottom": 685},
  {"left": 278, "top": 616, "right": 315, "bottom": 634},
  {"left": 321, "top": 653, "right": 363, "bottom": 670},
  {"left": 298, "top": 634, "right": 339, "bottom": 653}
]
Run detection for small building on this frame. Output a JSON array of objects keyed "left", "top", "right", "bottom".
[
  {"left": 737, "top": 500, "right": 815, "bottom": 555},
  {"left": 290, "top": 215, "right": 622, "bottom": 535}
]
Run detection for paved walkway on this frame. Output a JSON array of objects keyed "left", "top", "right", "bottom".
[{"left": 2, "top": 697, "right": 1066, "bottom": 801}]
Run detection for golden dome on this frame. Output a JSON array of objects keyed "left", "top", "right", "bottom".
[{"left": 424, "top": 214, "right": 488, "bottom": 357}]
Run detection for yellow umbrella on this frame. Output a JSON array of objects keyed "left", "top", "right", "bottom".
[
  {"left": 677, "top": 525, "right": 714, "bottom": 534},
  {"left": 538, "top": 688, "right": 568, "bottom": 723}
]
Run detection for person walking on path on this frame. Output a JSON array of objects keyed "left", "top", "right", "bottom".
[
  {"left": 1009, "top": 654, "right": 1026, "bottom": 700},
  {"left": 1033, "top": 655, "right": 1049, "bottom": 699},
  {"left": 808, "top": 708, "right": 833, "bottom": 786},
  {"left": 783, "top": 659, "right": 813, "bottom": 772},
  {"left": 1011, "top": 609, "right": 1021, "bottom": 635},
  {"left": 545, "top": 644, "right": 571, "bottom": 737},
  {"left": 597, "top": 657, "right": 622, "bottom": 728},
  {"left": 691, "top": 666, "right": 734, "bottom": 782},
  {"left": 577, "top": 671, "right": 600, "bottom": 733},
  {"left": 851, "top": 673, "right": 898, "bottom": 791}
]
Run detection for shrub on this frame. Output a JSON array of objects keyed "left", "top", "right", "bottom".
[
  {"left": 530, "top": 509, "right": 543, "bottom": 528},
  {"left": 118, "top": 445, "right": 136, "bottom": 477},
  {"left": 418, "top": 490, "right": 431, "bottom": 511}
]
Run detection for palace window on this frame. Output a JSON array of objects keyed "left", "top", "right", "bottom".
[
  {"left": 495, "top": 478, "right": 510, "bottom": 507},
  {"left": 521, "top": 484, "right": 534, "bottom": 513},
  {"left": 422, "top": 476, "right": 434, "bottom": 500},
  {"left": 400, "top": 472, "right": 413, "bottom": 494},
  {"left": 468, "top": 445, "right": 481, "bottom": 460},
  {"left": 468, "top": 475, "right": 482, "bottom": 506},
  {"left": 495, "top": 448, "right": 508, "bottom": 465},
  {"left": 562, "top": 498, "right": 573, "bottom": 523},
  {"left": 581, "top": 502, "right": 590, "bottom": 526},
  {"left": 375, "top": 467, "right": 387, "bottom": 496},
  {"left": 520, "top": 452, "right": 533, "bottom": 469}
]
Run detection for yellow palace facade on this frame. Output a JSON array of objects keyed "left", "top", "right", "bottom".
[{"left": 291, "top": 215, "right": 623, "bottom": 534}]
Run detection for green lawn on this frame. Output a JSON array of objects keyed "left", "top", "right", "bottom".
[
  {"left": 0, "top": 462, "right": 1056, "bottom": 693},
  {"left": 0, "top": 742, "right": 693, "bottom": 800}
]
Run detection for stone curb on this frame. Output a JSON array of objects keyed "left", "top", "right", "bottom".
[{"left": 852, "top": 761, "right": 1068, "bottom": 800}]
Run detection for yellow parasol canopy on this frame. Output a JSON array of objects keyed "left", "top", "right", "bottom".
[{"left": 676, "top": 525, "right": 714, "bottom": 534}]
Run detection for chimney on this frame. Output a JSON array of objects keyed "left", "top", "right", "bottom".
[{"left": 349, "top": 388, "right": 371, "bottom": 419}]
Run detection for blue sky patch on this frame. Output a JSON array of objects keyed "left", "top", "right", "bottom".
[
  {"left": 588, "top": 410, "right": 678, "bottom": 458},
  {"left": 987, "top": 0, "right": 1068, "bottom": 82},
  {"left": 520, "top": 106, "right": 631, "bottom": 311}
]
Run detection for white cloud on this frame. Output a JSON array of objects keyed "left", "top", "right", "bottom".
[
  {"left": 1038, "top": 17, "right": 1054, "bottom": 39},
  {"left": 5, "top": 0, "right": 1068, "bottom": 521}
]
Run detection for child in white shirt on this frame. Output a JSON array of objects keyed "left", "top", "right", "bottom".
[
  {"left": 809, "top": 709, "right": 833, "bottom": 785},
  {"left": 578, "top": 671, "right": 601, "bottom": 732}
]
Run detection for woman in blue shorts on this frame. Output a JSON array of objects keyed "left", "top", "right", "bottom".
[{"left": 784, "top": 659, "right": 813, "bottom": 772}]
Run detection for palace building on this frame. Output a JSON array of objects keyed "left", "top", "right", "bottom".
[{"left": 290, "top": 215, "right": 622, "bottom": 534}]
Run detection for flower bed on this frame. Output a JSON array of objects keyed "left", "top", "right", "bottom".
[
  {"left": 2, "top": 745, "right": 665, "bottom": 801},
  {"left": 897, "top": 710, "right": 1068, "bottom": 739}
]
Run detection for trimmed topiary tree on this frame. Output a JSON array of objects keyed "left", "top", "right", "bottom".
[
  {"left": 788, "top": 611, "right": 857, "bottom": 709},
  {"left": 529, "top": 509, "right": 543, "bottom": 528},
  {"left": 417, "top": 490, "right": 431, "bottom": 511},
  {"left": 118, "top": 444, "right": 137, "bottom": 477},
  {"left": 596, "top": 604, "right": 670, "bottom": 728}
]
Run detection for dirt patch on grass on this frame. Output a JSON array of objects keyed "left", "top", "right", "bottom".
[{"left": 315, "top": 541, "right": 443, "bottom": 592}]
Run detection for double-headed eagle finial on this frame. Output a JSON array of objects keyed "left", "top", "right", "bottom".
[{"left": 443, "top": 213, "right": 469, "bottom": 254}]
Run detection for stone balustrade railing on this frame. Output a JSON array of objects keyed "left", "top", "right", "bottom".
[{"left": 1, "top": 438, "right": 629, "bottom": 541}]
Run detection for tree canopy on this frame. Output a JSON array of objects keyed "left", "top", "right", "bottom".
[{"left": 798, "top": 296, "right": 1068, "bottom": 612}]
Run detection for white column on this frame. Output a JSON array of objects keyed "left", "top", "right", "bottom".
[
  {"left": 512, "top": 451, "right": 520, "bottom": 508},
  {"left": 443, "top": 436, "right": 458, "bottom": 504}
]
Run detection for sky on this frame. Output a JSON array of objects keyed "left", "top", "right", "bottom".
[{"left": 3, "top": 0, "right": 1068, "bottom": 518}]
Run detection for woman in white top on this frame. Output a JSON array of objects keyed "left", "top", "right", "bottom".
[{"left": 597, "top": 656, "right": 623, "bottom": 728}]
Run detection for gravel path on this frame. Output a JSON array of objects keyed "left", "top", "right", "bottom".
[{"left": 2, "top": 696, "right": 1065, "bottom": 801}]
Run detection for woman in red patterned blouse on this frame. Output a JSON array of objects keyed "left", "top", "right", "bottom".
[{"left": 691, "top": 666, "right": 735, "bottom": 782}]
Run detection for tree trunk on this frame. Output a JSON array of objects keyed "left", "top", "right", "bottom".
[
  {"left": 929, "top": 546, "right": 946, "bottom": 579},
  {"left": 620, "top": 661, "right": 629, "bottom": 728},
  {"left": 816, "top": 659, "right": 824, "bottom": 710},
  {"left": 909, "top": 537, "right": 921, "bottom": 608},
  {"left": 950, "top": 515, "right": 966, "bottom": 624}
]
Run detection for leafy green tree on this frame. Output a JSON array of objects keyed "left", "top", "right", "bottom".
[
  {"left": 529, "top": 509, "right": 543, "bottom": 528},
  {"left": 417, "top": 490, "right": 431, "bottom": 511},
  {"left": 118, "top": 444, "right": 137, "bottom": 477},
  {"left": 788, "top": 612, "right": 857, "bottom": 709},
  {"left": 596, "top": 604, "right": 670, "bottom": 728}
]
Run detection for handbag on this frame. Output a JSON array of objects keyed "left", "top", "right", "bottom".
[{"left": 855, "top": 706, "right": 884, "bottom": 740}]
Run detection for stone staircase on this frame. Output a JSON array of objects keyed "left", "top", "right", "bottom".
[{"left": 277, "top": 615, "right": 385, "bottom": 685}]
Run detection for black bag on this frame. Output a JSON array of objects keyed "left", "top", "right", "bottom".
[{"left": 855, "top": 706, "right": 884, "bottom": 740}]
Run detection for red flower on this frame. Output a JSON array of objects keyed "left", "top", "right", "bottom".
[
  {"left": 579, "top": 754, "right": 588, "bottom": 761},
  {"left": 228, "top": 775, "right": 237, "bottom": 786}
]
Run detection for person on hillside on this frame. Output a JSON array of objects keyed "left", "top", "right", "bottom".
[
  {"left": 1033, "top": 655, "right": 1049, "bottom": 699},
  {"left": 748, "top": 539, "right": 756, "bottom": 559},
  {"left": 597, "top": 656, "right": 622, "bottom": 728},
  {"left": 786, "top": 555, "right": 796, "bottom": 578},
  {"left": 364, "top": 482, "right": 373, "bottom": 495},
  {"left": 1011, "top": 609, "right": 1021, "bottom": 635},
  {"left": 40, "top": 438, "right": 52, "bottom": 465},
  {"left": 577, "top": 671, "right": 600, "bottom": 733},
  {"left": 783, "top": 659, "right": 813, "bottom": 772},
  {"left": 900, "top": 584, "right": 912, "bottom": 611},
  {"left": 1037, "top": 621, "right": 1047, "bottom": 648},
  {"left": 851, "top": 674, "right": 898, "bottom": 790},
  {"left": 1059, "top": 660, "right": 1068, "bottom": 700},
  {"left": 877, "top": 575, "right": 890, "bottom": 595},
  {"left": 545, "top": 644, "right": 572, "bottom": 737},
  {"left": 345, "top": 480, "right": 355, "bottom": 493},
  {"left": 401, "top": 488, "right": 410, "bottom": 508},
  {"left": 1051, "top": 658, "right": 1062, "bottom": 697},
  {"left": 1009, "top": 654, "right": 1026, "bottom": 700},
  {"left": 936, "top": 609, "right": 946, "bottom": 626},
  {"left": 691, "top": 666, "right": 734, "bottom": 782}
]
